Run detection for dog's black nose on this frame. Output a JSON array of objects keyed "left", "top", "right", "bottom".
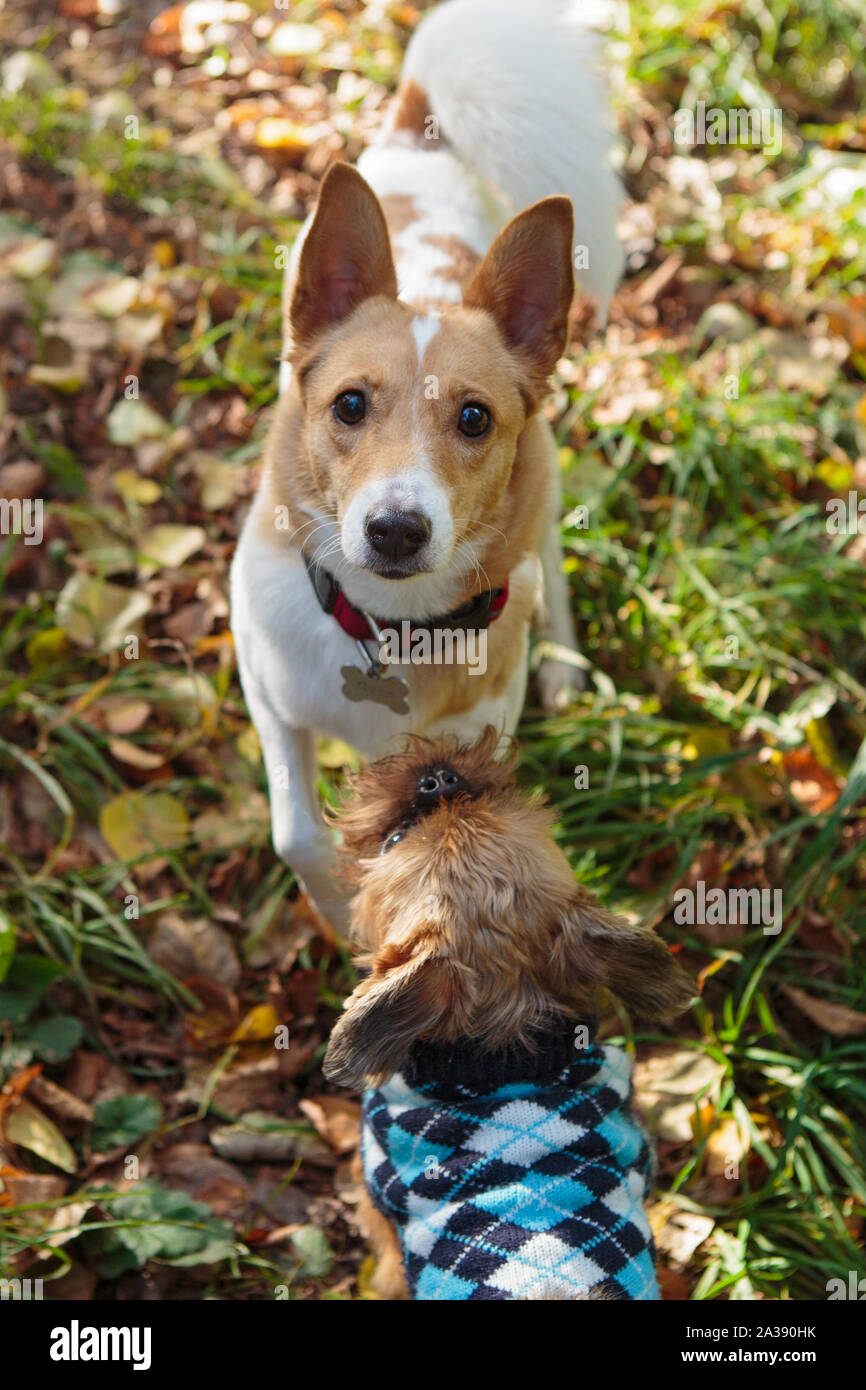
[
  {"left": 365, "top": 509, "right": 431, "bottom": 563},
  {"left": 415, "top": 767, "right": 468, "bottom": 808}
]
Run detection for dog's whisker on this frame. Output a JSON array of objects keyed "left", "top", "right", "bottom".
[
  {"left": 295, "top": 524, "right": 340, "bottom": 554},
  {"left": 455, "top": 518, "right": 509, "bottom": 546},
  {"left": 454, "top": 536, "right": 491, "bottom": 595},
  {"left": 287, "top": 514, "right": 340, "bottom": 548},
  {"left": 310, "top": 539, "right": 345, "bottom": 570}
]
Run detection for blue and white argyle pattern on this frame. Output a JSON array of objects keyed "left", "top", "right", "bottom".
[{"left": 361, "top": 1041, "right": 659, "bottom": 1300}]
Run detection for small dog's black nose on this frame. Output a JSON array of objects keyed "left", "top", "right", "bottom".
[
  {"left": 415, "top": 767, "right": 468, "bottom": 808},
  {"left": 365, "top": 509, "right": 431, "bottom": 563}
]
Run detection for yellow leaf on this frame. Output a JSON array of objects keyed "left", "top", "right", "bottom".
[
  {"left": 356, "top": 1255, "right": 383, "bottom": 1299},
  {"left": 113, "top": 468, "right": 161, "bottom": 505},
  {"left": 56, "top": 574, "right": 151, "bottom": 652},
  {"left": 99, "top": 791, "right": 188, "bottom": 862},
  {"left": 691, "top": 1099, "right": 716, "bottom": 1141},
  {"left": 805, "top": 717, "right": 849, "bottom": 781},
  {"left": 255, "top": 118, "right": 312, "bottom": 153},
  {"left": 151, "top": 239, "right": 176, "bottom": 269},
  {"left": 5, "top": 1099, "right": 77, "bottom": 1174},
  {"left": 815, "top": 457, "right": 854, "bottom": 492},
  {"left": 316, "top": 737, "right": 360, "bottom": 770},
  {"left": 236, "top": 723, "right": 261, "bottom": 765},
  {"left": 137, "top": 524, "right": 205, "bottom": 576},
  {"left": 230, "top": 1004, "right": 279, "bottom": 1045},
  {"left": 682, "top": 727, "right": 731, "bottom": 761},
  {"left": 26, "top": 627, "right": 71, "bottom": 669}
]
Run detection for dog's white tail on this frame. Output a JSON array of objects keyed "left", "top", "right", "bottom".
[{"left": 400, "top": 0, "right": 624, "bottom": 313}]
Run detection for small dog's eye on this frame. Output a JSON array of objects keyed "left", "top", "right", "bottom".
[
  {"left": 333, "top": 390, "right": 366, "bottom": 425},
  {"left": 458, "top": 402, "right": 490, "bottom": 438},
  {"left": 381, "top": 828, "right": 407, "bottom": 854}
]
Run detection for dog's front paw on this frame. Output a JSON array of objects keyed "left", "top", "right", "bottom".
[{"left": 536, "top": 655, "right": 585, "bottom": 711}]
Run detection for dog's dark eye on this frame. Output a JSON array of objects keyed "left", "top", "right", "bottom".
[
  {"left": 458, "top": 402, "right": 490, "bottom": 438},
  {"left": 333, "top": 390, "right": 366, "bottom": 425},
  {"left": 381, "top": 826, "right": 408, "bottom": 854}
]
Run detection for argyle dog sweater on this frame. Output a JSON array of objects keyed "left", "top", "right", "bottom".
[{"left": 361, "top": 1019, "right": 659, "bottom": 1300}]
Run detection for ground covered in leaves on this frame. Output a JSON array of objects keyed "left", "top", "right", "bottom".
[{"left": 0, "top": 0, "right": 865, "bottom": 1300}]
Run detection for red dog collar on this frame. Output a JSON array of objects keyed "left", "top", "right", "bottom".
[{"left": 303, "top": 555, "right": 509, "bottom": 643}]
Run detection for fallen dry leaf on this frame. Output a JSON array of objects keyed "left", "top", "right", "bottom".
[
  {"left": 210, "top": 1114, "right": 331, "bottom": 1166},
  {"left": 28, "top": 1075, "right": 93, "bottom": 1125},
  {"left": 705, "top": 1114, "right": 749, "bottom": 1178},
  {"left": 107, "top": 737, "right": 166, "bottom": 771},
  {"left": 229, "top": 1003, "right": 279, "bottom": 1045},
  {"left": 4, "top": 1099, "right": 78, "bottom": 1174},
  {"left": 178, "top": 1055, "right": 282, "bottom": 1118},
  {"left": 56, "top": 574, "right": 151, "bottom": 653},
  {"left": 158, "top": 1142, "right": 247, "bottom": 1220},
  {"left": 654, "top": 1207, "right": 715, "bottom": 1263},
  {"left": 782, "top": 748, "right": 841, "bottom": 814},
  {"left": 781, "top": 984, "right": 866, "bottom": 1036},
  {"left": 101, "top": 698, "right": 152, "bottom": 736},
  {"left": 634, "top": 1048, "right": 726, "bottom": 1144},
  {"left": 821, "top": 296, "right": 866, "bottom": 353},
  {"left": 137, "top": 523, "right": 206, "bottom": 577},
  {"left": 299, "top": 1096, "right": 361, "bottom": 1155},
  {"left": 99, "top": 790, "right": 189, "bottom": 872},
  {"left": 149, "top": 913, "right": 241, "bottom": 991},
  {"left": 2, "top": 1172, "right": 68, "bottom": 1205}
]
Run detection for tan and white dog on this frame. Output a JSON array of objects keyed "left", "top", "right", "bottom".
[{"left": 230, "top": 0, "right": 622, "bottom": 930}]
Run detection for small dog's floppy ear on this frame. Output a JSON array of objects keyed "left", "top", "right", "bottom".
[
  {"left": 323, "top": 954, "right": 453, "bottom": 1091},
  {"left": 289, "top": 163, "right": 398, "bottom": 353},
  {"left": 462, "top": 195, "right": 575, "bottom": 400},
  {"left": 545, "top": 900, "right": 696, "bottom": 1021}
]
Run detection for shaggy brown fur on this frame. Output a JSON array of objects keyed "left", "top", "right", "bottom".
[{"left": 324, "top": 730, "right": 695, "bottom": 1091}]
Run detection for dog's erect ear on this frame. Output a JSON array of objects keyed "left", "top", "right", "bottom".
[
  {"left": 544, "top": 899, "right": 696, "bottom": 1022},
  {"left": 289, "top": 163, "right": 398, "bottom": 353},
  {"left": 462, "top": 195, "right": 575, "bottom": 399},
  {"left": 323, "top": 954, "right": 453, "bottom": 1091}
]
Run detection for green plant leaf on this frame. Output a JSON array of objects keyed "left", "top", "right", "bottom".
[
  {"left": 290, "top": 1225, "right": 335, "bottom": 1279},
  {"left": 0, "top": 954, "right": 66, "bottom": 1025},
  {"left": 86, "top": 1182, "right": 235, "bottom": 1274},
  {"left": 0, "top": 908, "right": 15, "bottom": 984},
  {"left": 27, "top": 1014, "right": 84, "bottom": 1063},
  {"left": 91, "top": 1094, "right": 162, "bottom": 1151}
]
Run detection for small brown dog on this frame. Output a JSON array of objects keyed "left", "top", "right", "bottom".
[{"left": 324, "top": 730, "right": 694, "bottom": 1300}]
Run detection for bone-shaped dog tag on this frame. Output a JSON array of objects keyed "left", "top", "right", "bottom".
[{"left": 340, "top": 664, "right": 410, "bottom": 715}]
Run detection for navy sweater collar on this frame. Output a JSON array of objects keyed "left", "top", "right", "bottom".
[{"left": 402, "top": 1013, "right": 599, "bottom": 1096}]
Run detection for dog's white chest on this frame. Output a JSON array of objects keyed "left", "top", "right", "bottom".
[
  {"left": 231, "top": 530, "right": 411, "bottom": 755},
  {"left": 231, "top": 511, "right": 532, "bottom": 757}
]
